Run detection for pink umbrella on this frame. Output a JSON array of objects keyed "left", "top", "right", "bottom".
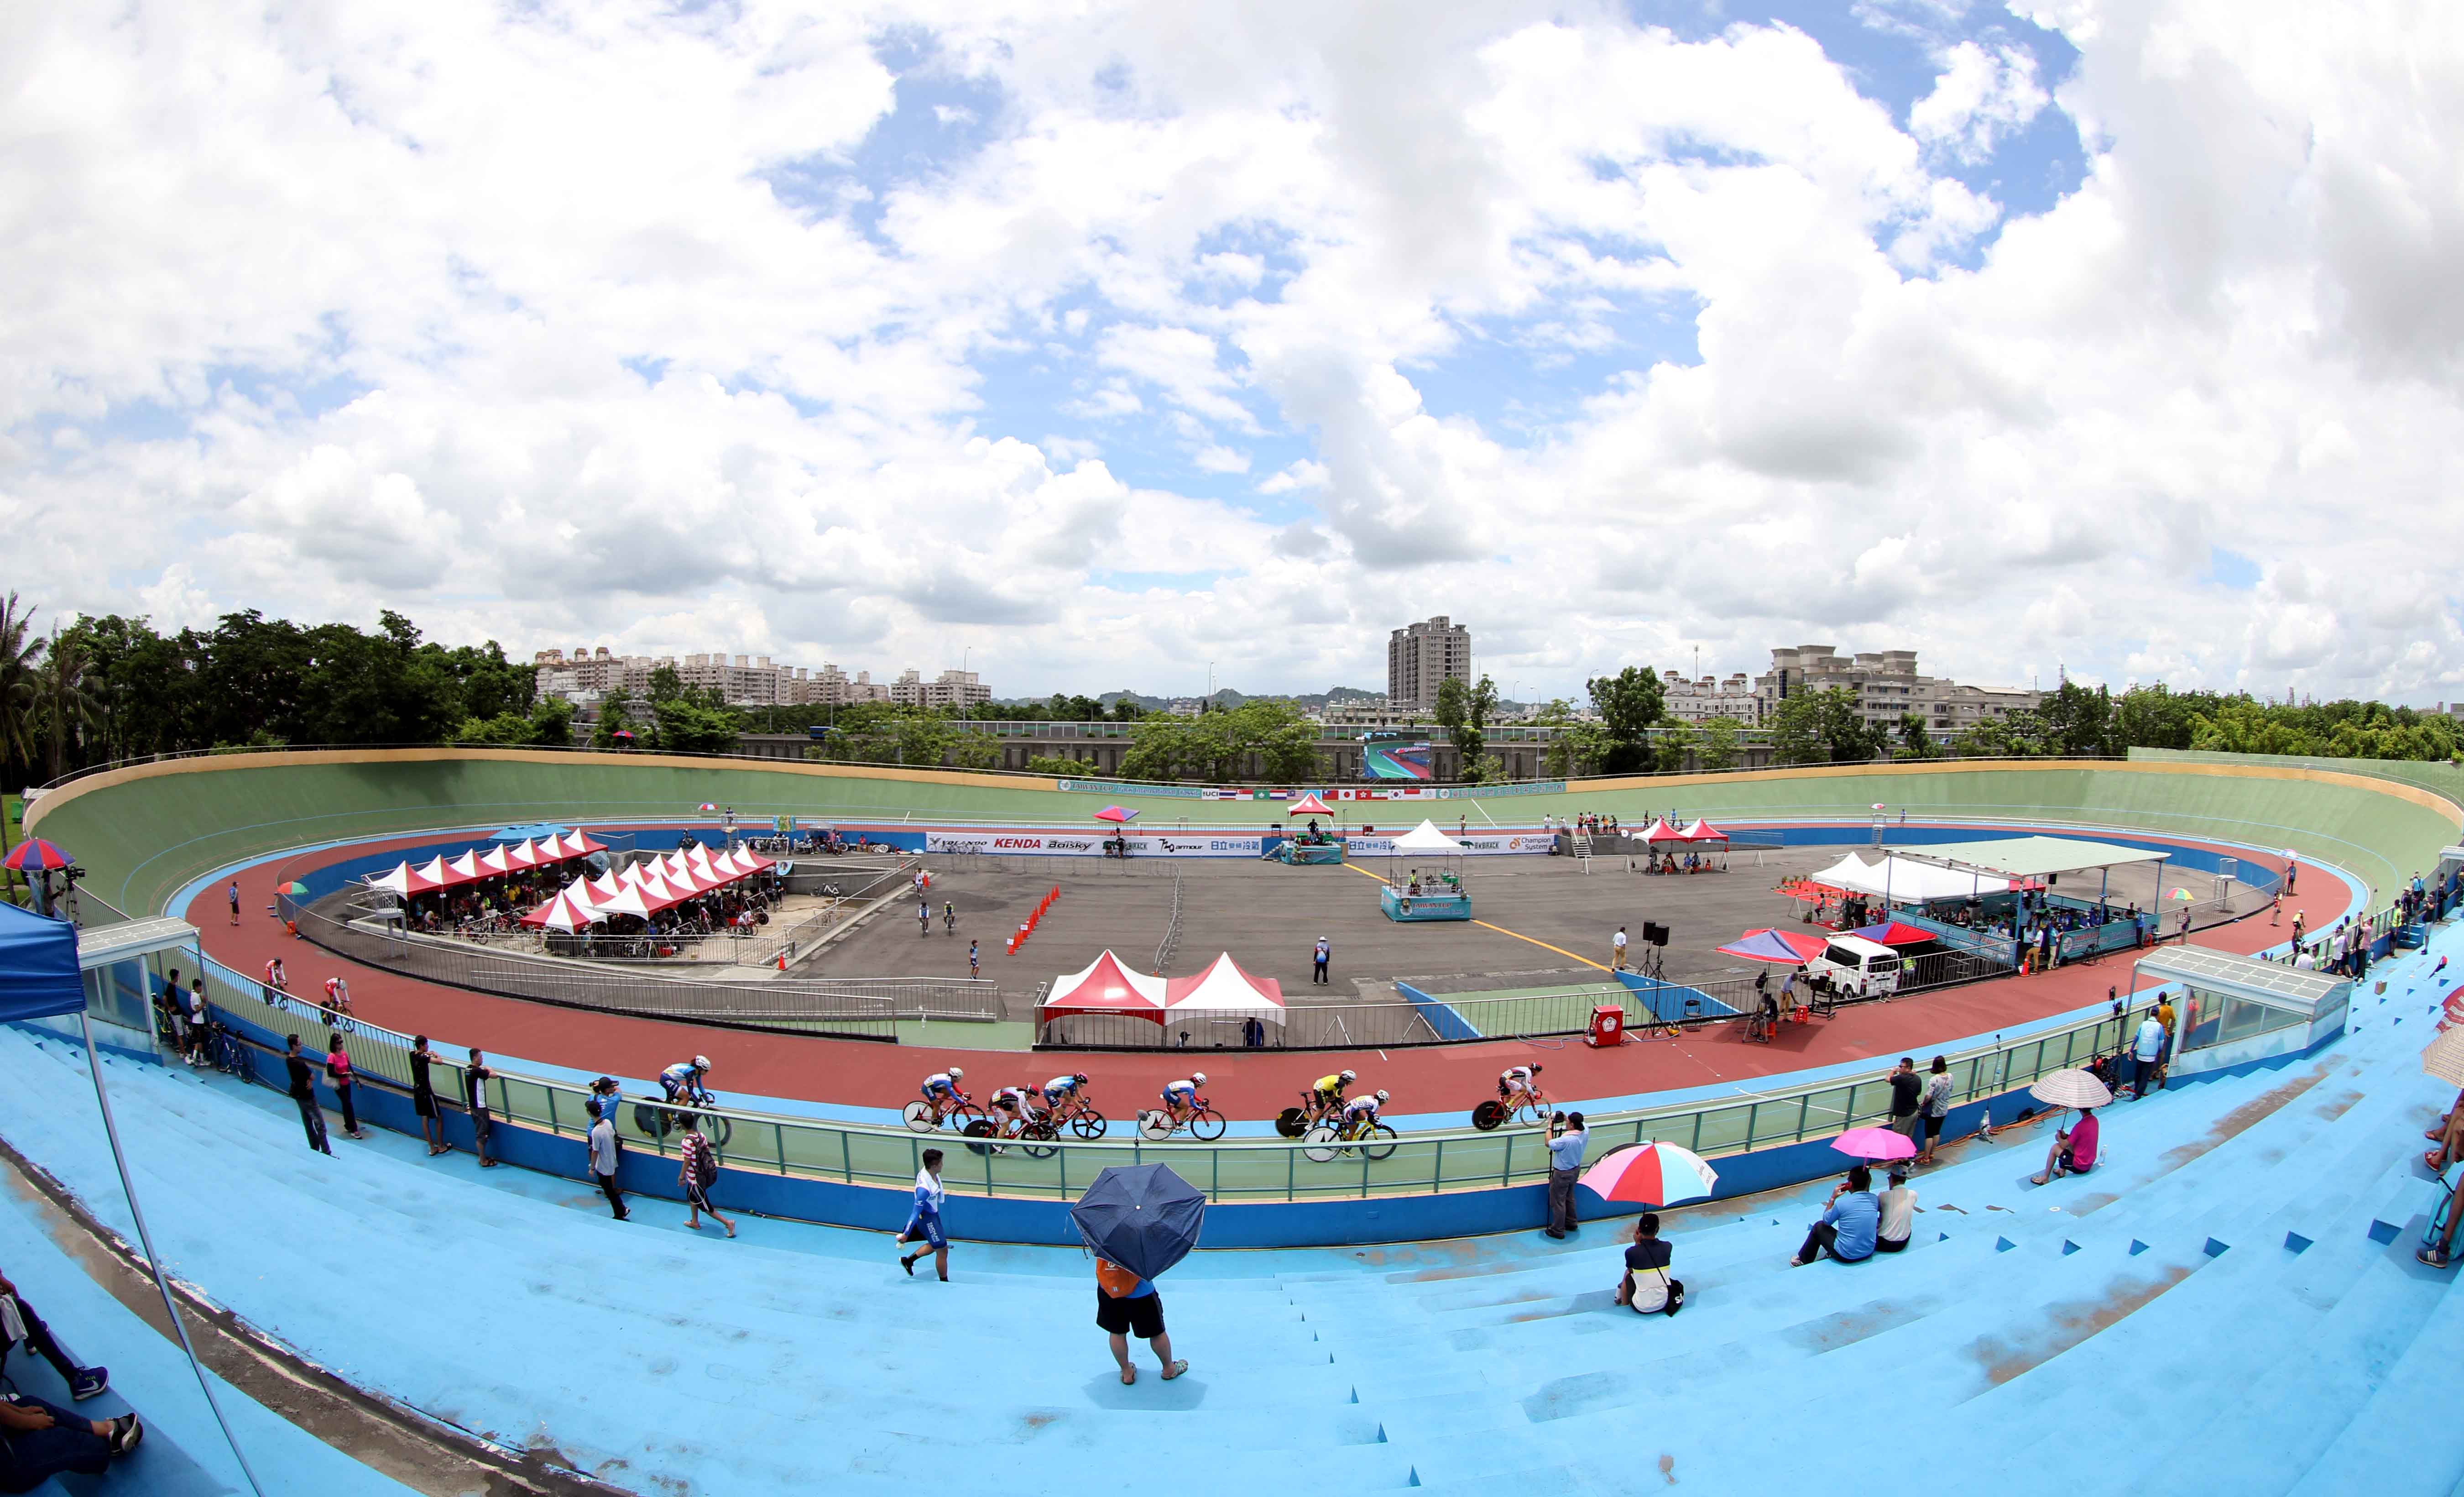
[
  {"left": 1577, "top": 1141, "right": 1720, "bottom": 1207},
  {"left": 1094, "top": 806, "right": 1138, "bottom": 823},
  {"left": 1832, "top": 1127, "right": 1916, "bottom": 1162}
]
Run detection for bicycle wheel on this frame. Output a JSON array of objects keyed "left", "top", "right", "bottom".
[
  {"left": 1188, "top": 1107, "right": 1226, "bottom": 1142},
  {"left": 1471, "top": 1099, "right": 1504, "bottom": 1131},
  {"left": 1070, "top": 1108, "right": 1107, "bottom": 1140},
  {"left": 706, "top": 1115, "right": 733, "bottom": 1149},
  {"left": 1136, "top": 1110, "right": 1173, "bottom": 1142},
  {"left": 1275, "top": 1107, "right": 1310, "bottom": 1139},
  {"left": 901, "top": 1101, "right": 938, "bottom": 1134},
  {"left": 633, "top": 1102, "right": 673, "bottom": 1140},
  {"left": 1301, "top": 1124, "right": 1341, "bottom": 1164},
  {"left": 1361, "top": 1123, "right": 1399, "bottom": 1161},
  {"left": 1019, "top": 1122, "right": 1058, "bottom": 1159},
  {"left": 962, "top": 1119, "right": 997, "bottom": 1156}
]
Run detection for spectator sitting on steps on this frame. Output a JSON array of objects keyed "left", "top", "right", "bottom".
[
  {"left": 1792, "top": 1166, "right": 1878, "bottom": 1267},
  {"left": 1612, "top": 1214, "right": 1681, "bottom": 1314},
  {"left": 2031, "top": 1106, "right": 2100, "bottom": 1186}
]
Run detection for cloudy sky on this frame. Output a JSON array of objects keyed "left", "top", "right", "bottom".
[{"left": 4, "top": 0, "right": 2460, "bottom": 703}]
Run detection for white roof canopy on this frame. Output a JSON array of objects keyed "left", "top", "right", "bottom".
[
  {"left": 1393, "top": 819, "right": 1465, "bottom": 854},
  {"left": 1810, "top": 853, "right": 2010, "bottom": 903}
]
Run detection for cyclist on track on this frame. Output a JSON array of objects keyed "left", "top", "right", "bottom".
[
  {"left": 1041, "top": 1073, "right": 1090, "bottom": 1119},
  {"left": 944, "top": 900, "right": 957, "bottom": 933},
  {"left": 1498, "top": 1063, "right": 1545, "bottom": 1114},
  {"left": 919, "top": 1066, "right": 968, "bottom": 1123},
  {"left": 321, "top": 975, "right": 354, "bottom": 1024},
  {"left": 917, "top": 899, "right": 931, "bottom": 936},
  {"left": 264, "top": 956, "right": 289, "bottom": 993},
  {"left": 662, "top": 1056, "right": 715, "bottom": 1108},
  {"left": 1339, "top": 1089, "right": 1390, "bottom": 1135},
  {"left": 989, "top": 1083, "right": 1036, "bottom": 1137},
  {"left": 1159, "top": 1072, "right": 1207, "bottom": 1128},
  {"left": 1310, "top": 1068, "right": 1357, "bottom": 1123}
]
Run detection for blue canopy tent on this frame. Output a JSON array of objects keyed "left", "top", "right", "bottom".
[{"left": 0, "top": 901, "right": 266, "bottom": 1493}]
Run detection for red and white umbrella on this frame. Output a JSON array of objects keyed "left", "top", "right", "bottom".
[{"left": 1578, "top": 1141, "right": 1720, "bottom": 1207}]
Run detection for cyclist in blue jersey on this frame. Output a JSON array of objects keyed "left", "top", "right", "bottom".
[
  {"left": 1042, "top": 1073, "right": 1089, "bottom": 1115},
  {"left": 1159, "top": 1072, "right": 1207, "bottom": 1128},
  {"left": 919, "top": 1067, "right": 967, "bottom": 1125},
  {"left": 660, "top": 1056, "right": 714, "bottom": 1108},
  {"left": 1340, "top": 1089, "right": 1389, "bottom": 1132}
]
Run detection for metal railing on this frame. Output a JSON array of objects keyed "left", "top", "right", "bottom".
[
  {"left": 278, "top": 894, "right": 997, "bottom": 1036},
  {"left": 188, "top": 947, "right": 2144, "bottom": 1208}
]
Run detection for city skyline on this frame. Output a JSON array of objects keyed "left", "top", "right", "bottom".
[{"left": 8, "top": 5, "right": 2462, "bottom": 706}]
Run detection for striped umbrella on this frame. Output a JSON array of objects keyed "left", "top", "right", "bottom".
[
  {"left": 1, "top": 837, "right": 73, "bottom": 873},
  {"left": 1578, "top": 1141, "right": 1720, "bottom": 1207}
]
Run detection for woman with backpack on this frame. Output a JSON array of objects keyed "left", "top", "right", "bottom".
[
  {"left": 1096, "top": 1255, "right": 1185, "bottom": 1383},
  {"left": 678, "top": 1115, "right": 735, "bottom": 1238}
]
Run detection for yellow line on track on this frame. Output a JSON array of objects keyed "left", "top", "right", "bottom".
[{"left": 1339, "top": 862, "right": 1612, "bottom": 973}]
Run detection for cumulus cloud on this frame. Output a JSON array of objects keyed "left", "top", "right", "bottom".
[{"left": 3, "top": 0, "right": 2461, "bottom": 701}]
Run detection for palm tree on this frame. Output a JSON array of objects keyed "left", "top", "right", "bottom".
[
  {"left": 0, "top": 593, "right": 47, "bottom": 904},
  {"left": 37, "top": 624, "right": 104, "bottom": 781}
]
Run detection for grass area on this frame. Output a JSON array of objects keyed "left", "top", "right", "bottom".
[
  {"left": 1423, "top": 980, "right": 1740, "bottom": 1036},
  {"left": 891, "top": 1018, "right": 1037, "bottom": 1051}
]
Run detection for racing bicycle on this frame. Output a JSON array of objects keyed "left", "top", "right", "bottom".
[
  {"left": 1136, "top": 1098, "right": 1227, "bottom": 1142},
  {"left": 1302, "top": 1113, "right": 1398, "bottom": 1163},
  {"left": 903, "top": 1093, "right": 988, "bottom": 1135},
  {"left": 633, "top": 1086, "right": 736, "bottom": 1148},
  {"left": 1276, "top": 1089, "right": 1346, "bottom": 1139},
  {"left": 1471, "top": 1088, "right": 1553, "bottom": 1131}
]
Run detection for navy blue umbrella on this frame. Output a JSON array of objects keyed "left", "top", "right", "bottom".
[{"left": 1070, "top": 1163, "right": 1206, "bottom": 1281}]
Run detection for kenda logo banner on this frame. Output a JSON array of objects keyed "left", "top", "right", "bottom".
[
  {"left": 1343, "top": 834, "right": 1550, "bottom": 857},
  {"left": 926, "top": 831, "right": 1265, "bottom": 858}
]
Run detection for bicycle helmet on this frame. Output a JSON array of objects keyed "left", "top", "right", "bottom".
[
  {"left": 693, "top": 1054, "right": 711, "bottom": 1072},
  {"left": 1530, "top": 1063, "right": 1543, "bottom": 1073},
  {"left": 1074, "top": 1073, "right": 1088, "bottom": 1085},
  {"left": 1374, "top": 1089, "right": 1389, "bottom": 1103},
  {"left": 1191, "top": 1072, "right": 1207, "bottom": 1085},
  {"left": 949, "top": 1066, "right": 965, "bottom": 1080},
  {"left": 1340, "top": 1068, "right": 1357, "bottom": 1082}
]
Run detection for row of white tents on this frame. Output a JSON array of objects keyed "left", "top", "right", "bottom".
[
  {"left": 364, "top": 832, "right": 609, "bottom": 897},
  {"left": 518, "top": 846, "right": 780, "bottom": 932}
]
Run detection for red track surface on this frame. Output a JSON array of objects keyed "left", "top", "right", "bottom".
[{"left": 193, "top": 834, "right": 2326, "bottom": 1120}]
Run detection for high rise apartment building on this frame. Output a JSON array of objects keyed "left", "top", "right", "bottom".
[
  {"left": 531, "top": 647, "right": 974, "bottom": 710},
  {"left": 1660, "top": 671, "right": 1759, "bottom": 723},
  {"left": 1387, "top": 616, "right": 1471, "bottom": 711}
]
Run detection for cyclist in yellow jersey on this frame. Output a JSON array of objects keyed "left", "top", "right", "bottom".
[{"left": 1310, "top": 1068, "right": 1356, "bottom": 1121}]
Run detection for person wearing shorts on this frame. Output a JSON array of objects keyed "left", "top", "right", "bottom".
[
  {"left": 898, "top": 1149, "right": 948, "bottom": 1280},
  {"left": 228, "top": 882, "right": 241, "bottom": 926},
  {"left": 1096, "top": 1257, "right": 1184, "bottom": 1384},
  {"left": 1917, "top": 1055, "right": 1953, "bottom": 1163},
  {"left": 679, "top": 1116, "right": 735, "bottom": 1238}
]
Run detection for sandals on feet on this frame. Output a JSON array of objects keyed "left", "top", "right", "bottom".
[
  {"left": 1119, "top": 1366, "right": 1136, "bottom": 1385},
  {"left": 1161, "top": 1360, "right": 1189, "bottom": 1380}
]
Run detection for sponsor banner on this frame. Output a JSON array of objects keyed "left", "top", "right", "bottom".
[
  {"left": 1055, "top": 779, "right": 1203, "bottom": 800},
  {"left": 1342, "top": 832, "right": 1554, "bottom": 857},
  {"left": 1456, "top": 780, "right": 1570, "bottom": 799},
  {"left": 925, "top": 831, "right": 1264, "bottom": 858}
]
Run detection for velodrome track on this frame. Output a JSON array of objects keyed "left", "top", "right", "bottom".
[{"left": 32, "top": 748, "right": 2458, "bottom": 1124}]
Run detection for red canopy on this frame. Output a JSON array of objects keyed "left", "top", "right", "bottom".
[
  {"left": 1039, "top": 951, "right": 1169, "bottom": 1023},
  {"left": 1642, "top": 819, "right": 1689, "bottom": 843},
  {"left": 1846, "top": 921, "right": 1936, "bottom": 947},
  {"left": 1679, "top": 818, "right": 1728, "bottom": 843},
  {"left": 1284, "top": 793, "right": 1333, "bottom": 817}
]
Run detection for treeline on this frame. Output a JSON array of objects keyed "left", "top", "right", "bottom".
[{"left": 0, "top": 597, "right": 556, "bottom": 787}]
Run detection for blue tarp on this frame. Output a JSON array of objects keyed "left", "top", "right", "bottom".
[
  {"left": 0, "top": 901, "right": 84, "bottom": 1022},
  {"left": 491, "top": 823, "right": 574, "bottom": 843}
]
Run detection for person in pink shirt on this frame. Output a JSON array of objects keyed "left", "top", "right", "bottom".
[{"left": 2031, "top": 1106, "right": 2098, "bottom": 1186}]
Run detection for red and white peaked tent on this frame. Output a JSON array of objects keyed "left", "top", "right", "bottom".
[
  {"left": 1164, "top": 953, "right": 1286, "bottom": 1025},
  {"left": 1679, "top": 818, "right": 1729, "bottom": 844},
  {"left": 1038, "top": 951, "right": 1169, "bottom": 1025},
  {"left": 520, "top": 887, "right": 601, "bottom": 932},
  {"left": 1641, "top": 818, "right": 1689, "bottom": 844},
  {"left": 1284, "top": 793, "right": 1334, "bottom": 817}
]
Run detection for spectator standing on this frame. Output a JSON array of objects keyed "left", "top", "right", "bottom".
[
  {"left": 1874, "top": 1166, "right": 1917, "bottom": 1252},
  {"left": 589, "top": 1110, "right": 628, "bottom": 1220},
  {"left": 324, "top": 1034, "right": 366, "bottom": 1140},
  {"left": 1886, "top": 1057, "right": 1921, "bottom": 1145},
  {"left": 409, "top": 1036, "right": 447, "bottom": 1155},
  {"left": 1544, "top": 1112, "right": 1588, "bottom": 1239},
  {"left": 1611, "top": 925, "right": 1629, "bottom": 972},
  {"left": 2132, "top": 1010, "right": 2167, "bottom": 1097},
  {"left": 2031, "top": 1106, "right": 2099, "bottom": 1185},
  {"left": 185, "top": 979, "right": 209, "bottom": 1066},
  {"left": 228, "top": 880, "right": 241, "bottom": 926},
  {"left": 2177, "top": 907, "right": 2192, "bottom": 945},
  {"left": 1917, "top": 1056, "right": 1954, "bottom": 1164},
  {"left": 1612, "top": 1214, "right": 1680, "bottom": 1314},
  {"left": 1792, "top": 1166, "right": 1878, "bottom": 1266},
  {"left": 466, "top": 1048, "right": 498, "bottom": 1168},
  {"left": 898, "top": 1148, "right": 947, "bottom": 1278},
  {"left": 969, "top": 940, "right": 980, "bottom": 979},
  {"left": 1096, "top": 1256, "right": 1185, "bottom": 1383},
  {"left": 1312, "top": 937, "right": 1331, "bottom": 986},
  {"left": 678, "top": 1116, "right": 734, "bottom": 1238},
  {"left": 283, "top": 1035, "right": 332, "bottom": 1156}
]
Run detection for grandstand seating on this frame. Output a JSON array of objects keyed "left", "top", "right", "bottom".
[{"left": 3, "top": 921, "right": 2460, "bottom": 1494}]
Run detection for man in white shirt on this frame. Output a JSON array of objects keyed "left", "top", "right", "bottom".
[
  {"left": 589, "top": 1111, "right": 628, "bottom": 1220},
  {"left": 1611, "top": 925, "right": 1629, "bottom": 972},
  {"left": 1874, "top": 1166, "right": 1916, "bottom": 1251},
  {"left": 2132, "top": 1010, "right": 2168, "bottom": 1096}
]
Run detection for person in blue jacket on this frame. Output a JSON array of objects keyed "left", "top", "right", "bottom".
[
  {"left": 898, "top": 1149, "right": 950, "bottom": 1281},
  {"left": 1791, "top": 1165, "right": 1879, "bottom": 1267}
]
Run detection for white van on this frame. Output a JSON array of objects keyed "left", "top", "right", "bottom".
[{"left": 1810, "top": 934, "right": 1902, "bottom": 998}]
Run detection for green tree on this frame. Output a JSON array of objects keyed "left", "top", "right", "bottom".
[
  {"left": 1585, "top": 667, "right": 1664, "bottom": 774},
  {"left": 1653, "top": 717, "right": 1698, "bottom": 774},
  {"left": 1698, "top": 715, "right": 1743, "bottom": 771},
  {"left": 1434, "top": 674, "right": 1500, "bottom": 780},
  {"left": 1121, "top": 714, "right": 1206, "bottom": 781},
  {"left": 647, "top": 665, "right": 686, "bottom": 703},
  {"left": 593, "top": 691, "right": 637, "bottom": 749},
  {"left": 1897, "top": 712, "right": 1936, "bottom": 761},
  {"left": 33, "top": 626, "right": 104, "bottom": 779},
  {"left": 650, "top": 696, "right": 743, "bottom": 754},
  {"left": 1769, "top": 688, "right": 1874, "bottom": 764},
  {"left": 2036, "top": 681, "right": 2115, "bottom": 755},
  {"left": 1532, "top": 699, "right": 1609, "bottom": 779},
  {"left": 1027, "top": 754, "right": 1100, "bottom": 776},
  {"left": 947, "top": 728, "right": 1000, "bottom": 771},
  {"left": 0, "top": 597, "right": 48, "bottom": 788}
]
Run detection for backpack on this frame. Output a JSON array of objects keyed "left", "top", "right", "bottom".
[
  {"left": 1096, "top": 1259, "right": 1142, "bottom": 1298},
  {"left": 689, "top": 1136, "right": 718, "bottom": 1187}
]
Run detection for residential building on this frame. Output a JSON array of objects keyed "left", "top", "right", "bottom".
[
  {"left": 532, "top": 648, "right": 949, "bottom": 709},
  {"left": 889, "top": 669, "right": 991, "bottom": 712},
  {"left": 1660, "top": 671, "right": 1759, "bottom": 724},
  {"left": 1753, "top": 645, "right": 2040, "bottom": 733},
  {"left": 1387, "top": 616, "right": 1471, "bottom": 711}
]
